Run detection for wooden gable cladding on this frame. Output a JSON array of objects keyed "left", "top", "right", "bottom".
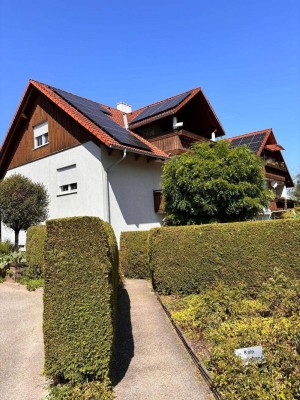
[{"left": 6, "top": 92, "right": 93, "bottom": 171}]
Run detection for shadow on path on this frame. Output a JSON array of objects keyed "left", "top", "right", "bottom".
[{"left": 111, "top": 286, "right": 134, "bottom": 386}]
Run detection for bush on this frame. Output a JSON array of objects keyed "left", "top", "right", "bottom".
[
  {"left": 120, "top": 231, "right": 150, "bottom": 278},
  {"left": 166, "top": 272, "right": 300, "bottom": 399},
  {"left": 26, "top": 225, "right": 46, "bottom": 278},
  {"left": 149, "top": 219, "right": 300, "bottom": 294},
  {"left": 0, "top": 251, "right": 27, "bottom": 278},
  {"left": 20, "top": 276, "right": 44, "bottom": 291},
  {"left": 43, "top": 217, "right": 118, "bottom": 384},
  {"left": 0, "top": 240, "right": 13, "bottom": 255}
]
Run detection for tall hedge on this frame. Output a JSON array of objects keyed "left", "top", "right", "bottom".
[
  {"left": 149, "top": 219, "right": 300, "bottom": 295},
  {"left": 120, "top": 231, "right": 150, "bottom": 278},
  {"left": 43, "top": 217, "right": 118, "bottom": 383},
  {"left": 26, "top": 225, "right": 46, "bottom": 278}
]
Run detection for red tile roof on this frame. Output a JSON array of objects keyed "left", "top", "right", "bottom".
[
  {"left": 227, "top": 128, "right": 294, "bottom": 187},
  {"left": 126, "top": 87, "right": 225, "bottom": 136},
  {"left": 127, "top": 89, "right": 197, "bottom": 127},
  {"left": 31, "top": 81, "right": 169, "bottom": 159},
  {"left": 1, "top": 81, "right": 226, "bottom": 170}
]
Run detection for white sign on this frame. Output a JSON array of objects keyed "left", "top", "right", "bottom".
[{"left": 234, "top": 346, "right": 264, "bottom": 364}]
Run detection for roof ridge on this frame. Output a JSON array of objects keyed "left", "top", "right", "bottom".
[
  {"left": 129, "top": 87, "right": 200, "bottom": 114},
  {"left": 227, "top": 128, "right": 272, "bottom": 140},
  {"left": 30, "top": 80, "right": 110, "bottom": 108}
]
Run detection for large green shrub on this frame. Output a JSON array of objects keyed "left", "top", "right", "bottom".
[
  {"left": 120, "top": 231, "right": 150, "bottom": 278},
  {"left": 162, "top": 140, "right": 273, "bottom": 225},
  {"left": 26, "top": 225, "right": 46, "bottom": 278},
  {"left": 43, "top": 217, "right": 118, "bottom": 384},
  {"left": 149, "top": 219, "right": 300, "bottom": 294}
]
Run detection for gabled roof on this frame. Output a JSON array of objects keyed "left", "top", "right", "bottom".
[
  {"left": 0, "top": 80, "right": 169, "bottom": 170},
  {"left": 227, "top": 128, "right": 293, "bottom": 187},
  {"left": 226, "top": 128, "right": 272, "bottom": 156},
  {"left": 127, "top": 87, "right": 225, "bottom": 136}
]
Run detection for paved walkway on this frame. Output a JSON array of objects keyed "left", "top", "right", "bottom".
[
  {"left": 112, "top": 279, "right": 213, "bottom": 400},
  {"left": 0, "top": 282, "right": 48, "bottom": 400}
]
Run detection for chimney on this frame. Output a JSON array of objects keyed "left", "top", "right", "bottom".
[
  {"left": 211, "top": 129, "right": 217, "bottom": 142},
  {"left": 117, "top": 102, "right": 132, "bottom": 114}
]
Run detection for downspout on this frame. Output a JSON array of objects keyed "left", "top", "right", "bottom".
[{"left": 105, "top": 149, "right": 127, "bottom": 224}]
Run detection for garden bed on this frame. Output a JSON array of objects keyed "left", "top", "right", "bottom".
[{"left": 161, "top": 270, "right": 300, "bottom": 399}]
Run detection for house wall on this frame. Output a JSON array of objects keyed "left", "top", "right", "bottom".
[
  {"left": 102, "top": 150, "right": 163, "bottom": 241},
  {"left": 2, "top": 142, "right": 106, "bottom": 247},
  {"left": 2, "top": 142, "right": 163, "bottom": 246}
]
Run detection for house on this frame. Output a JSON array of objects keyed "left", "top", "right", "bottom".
[
  {"left": 226, "top": 129, "right": 295, "bottom": 218},
  {"left": 0, "top": 80, "right": 224, "bottom": 246}
]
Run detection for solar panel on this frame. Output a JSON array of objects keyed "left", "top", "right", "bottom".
[
  {"left": 53, "top": 88, "right": 150, "bottom": 151},
  {"left": 54, "top": 88, "right": 111, "bottom": 115},
  {"left": 130, "top": 91, "right": 191, "bottom": 124},
  {"left": 230, "top": 132, "right": 267, "bottom": 153}
]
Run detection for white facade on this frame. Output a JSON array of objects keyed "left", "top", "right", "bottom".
[{"left": 2, "top": 141, "right": 163, "bottom": 246}]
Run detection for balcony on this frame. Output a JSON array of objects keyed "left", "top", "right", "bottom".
[
  {"left": 265, "top": 158, "right": 287, "bottom": 171},
  {"left": 269, "top": 197, "right": 296, "bottom": 211},
  {"left": 148, "top": 129, "right": 210, "bottom": 155}
]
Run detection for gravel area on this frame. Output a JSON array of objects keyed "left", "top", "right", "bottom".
[
  {"left": 0, "top": 282, "right": 48, "bottom": 400},
  {"left": 112, "top": 279, "right": 213, "bottom": 400}
]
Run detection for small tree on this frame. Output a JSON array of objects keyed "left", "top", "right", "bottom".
[
  {"left": 0, "top": 174, "right": 49, "bottom": 250},
  {"left": 162, "top": 140, "right": 273, "bottom": 225}
]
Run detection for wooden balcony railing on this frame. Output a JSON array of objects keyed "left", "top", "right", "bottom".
[
  {"left": 269, "top": 197, "right": 296, "bottom": 211},
  {"left": 265, "top": 159, "right": 287, "bottom": 171},
  {"left": 149, "top": 130, "right": 210, "bottom": 155}
]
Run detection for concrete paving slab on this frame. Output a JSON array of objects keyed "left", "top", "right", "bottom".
[
  {"left": 112, "top": 279, "right": 213, "bottom": 400},
  {"left": 0, "top": 282, "right": 48, "bottom": 400}
]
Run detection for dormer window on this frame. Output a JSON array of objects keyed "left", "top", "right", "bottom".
[{"left": 34, "top": 121, "right": 49, "bottom": 149}]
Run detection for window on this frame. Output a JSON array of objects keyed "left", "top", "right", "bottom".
[
  {"left": 153, "top": 190, "right": 165, "bottom": 213},
  {"left": 59, "top": 182, "right": 77, "bottom": 194},
  {"left": 34, "top": 121, "right": 49, "bottom": 149},
  {"left": 57, "top": 165, "right": 77, "bottom": 195}
]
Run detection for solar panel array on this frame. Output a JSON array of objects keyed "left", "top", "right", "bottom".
[
  {"left": 54, "top": 88, "right": 150, "bottom": 151},
  {"left": 230, "top": 132, "right": 267, "bottom": 153},
  {"left": 130, "top": 91, "right": 191, "bottom": 124}
]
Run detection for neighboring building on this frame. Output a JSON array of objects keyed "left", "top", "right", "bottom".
[
  {"left": 0, "top": 80, "right": 223, "bottom": 245},
  {"left": 227, "top": 129, "right": 295, "bottom": 219}
]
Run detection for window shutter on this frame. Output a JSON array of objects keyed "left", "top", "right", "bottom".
[
  {"left": 34, "top": 121, "right": 48, "bottom": 138},
  {"left": 57, "top": 165, "right": 77, "bottom": 186}
]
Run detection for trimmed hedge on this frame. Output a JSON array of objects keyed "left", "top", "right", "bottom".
[
  {"left": 120, "top": 230, "right": 150, "bottom": 278},
  {"left": 149, "top": 219, "right": 300, "bottom": 295},
  {"left": 43, "top": 217, "right": 118, "bottom": 383},
  {"left": 26, "top": 225, "right": 46, "bottom": 278}
]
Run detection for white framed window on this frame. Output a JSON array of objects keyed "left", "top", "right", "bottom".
[
  {"left": 34, "top": 121, "right": 49, "bottom": 149},
  {"left": 57, "top": 164, "right": 77, "bottom": 195}
]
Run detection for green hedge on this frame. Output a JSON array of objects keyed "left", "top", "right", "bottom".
[
  {"left": 43, "top": 217, "right": 118, "bottom": 383},
  {"left": 120, "top": 230, "right": 150, "bottom": 278},
  {"left": 149, "top": 219, "right": 300, "bottom": 295},
  {"left": 26, "top": 225, "right": 46, "bottom": 278}
]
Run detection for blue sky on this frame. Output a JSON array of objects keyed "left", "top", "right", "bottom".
[{"left": 0, "top": 0, "right": 299, "bottom": 176}]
